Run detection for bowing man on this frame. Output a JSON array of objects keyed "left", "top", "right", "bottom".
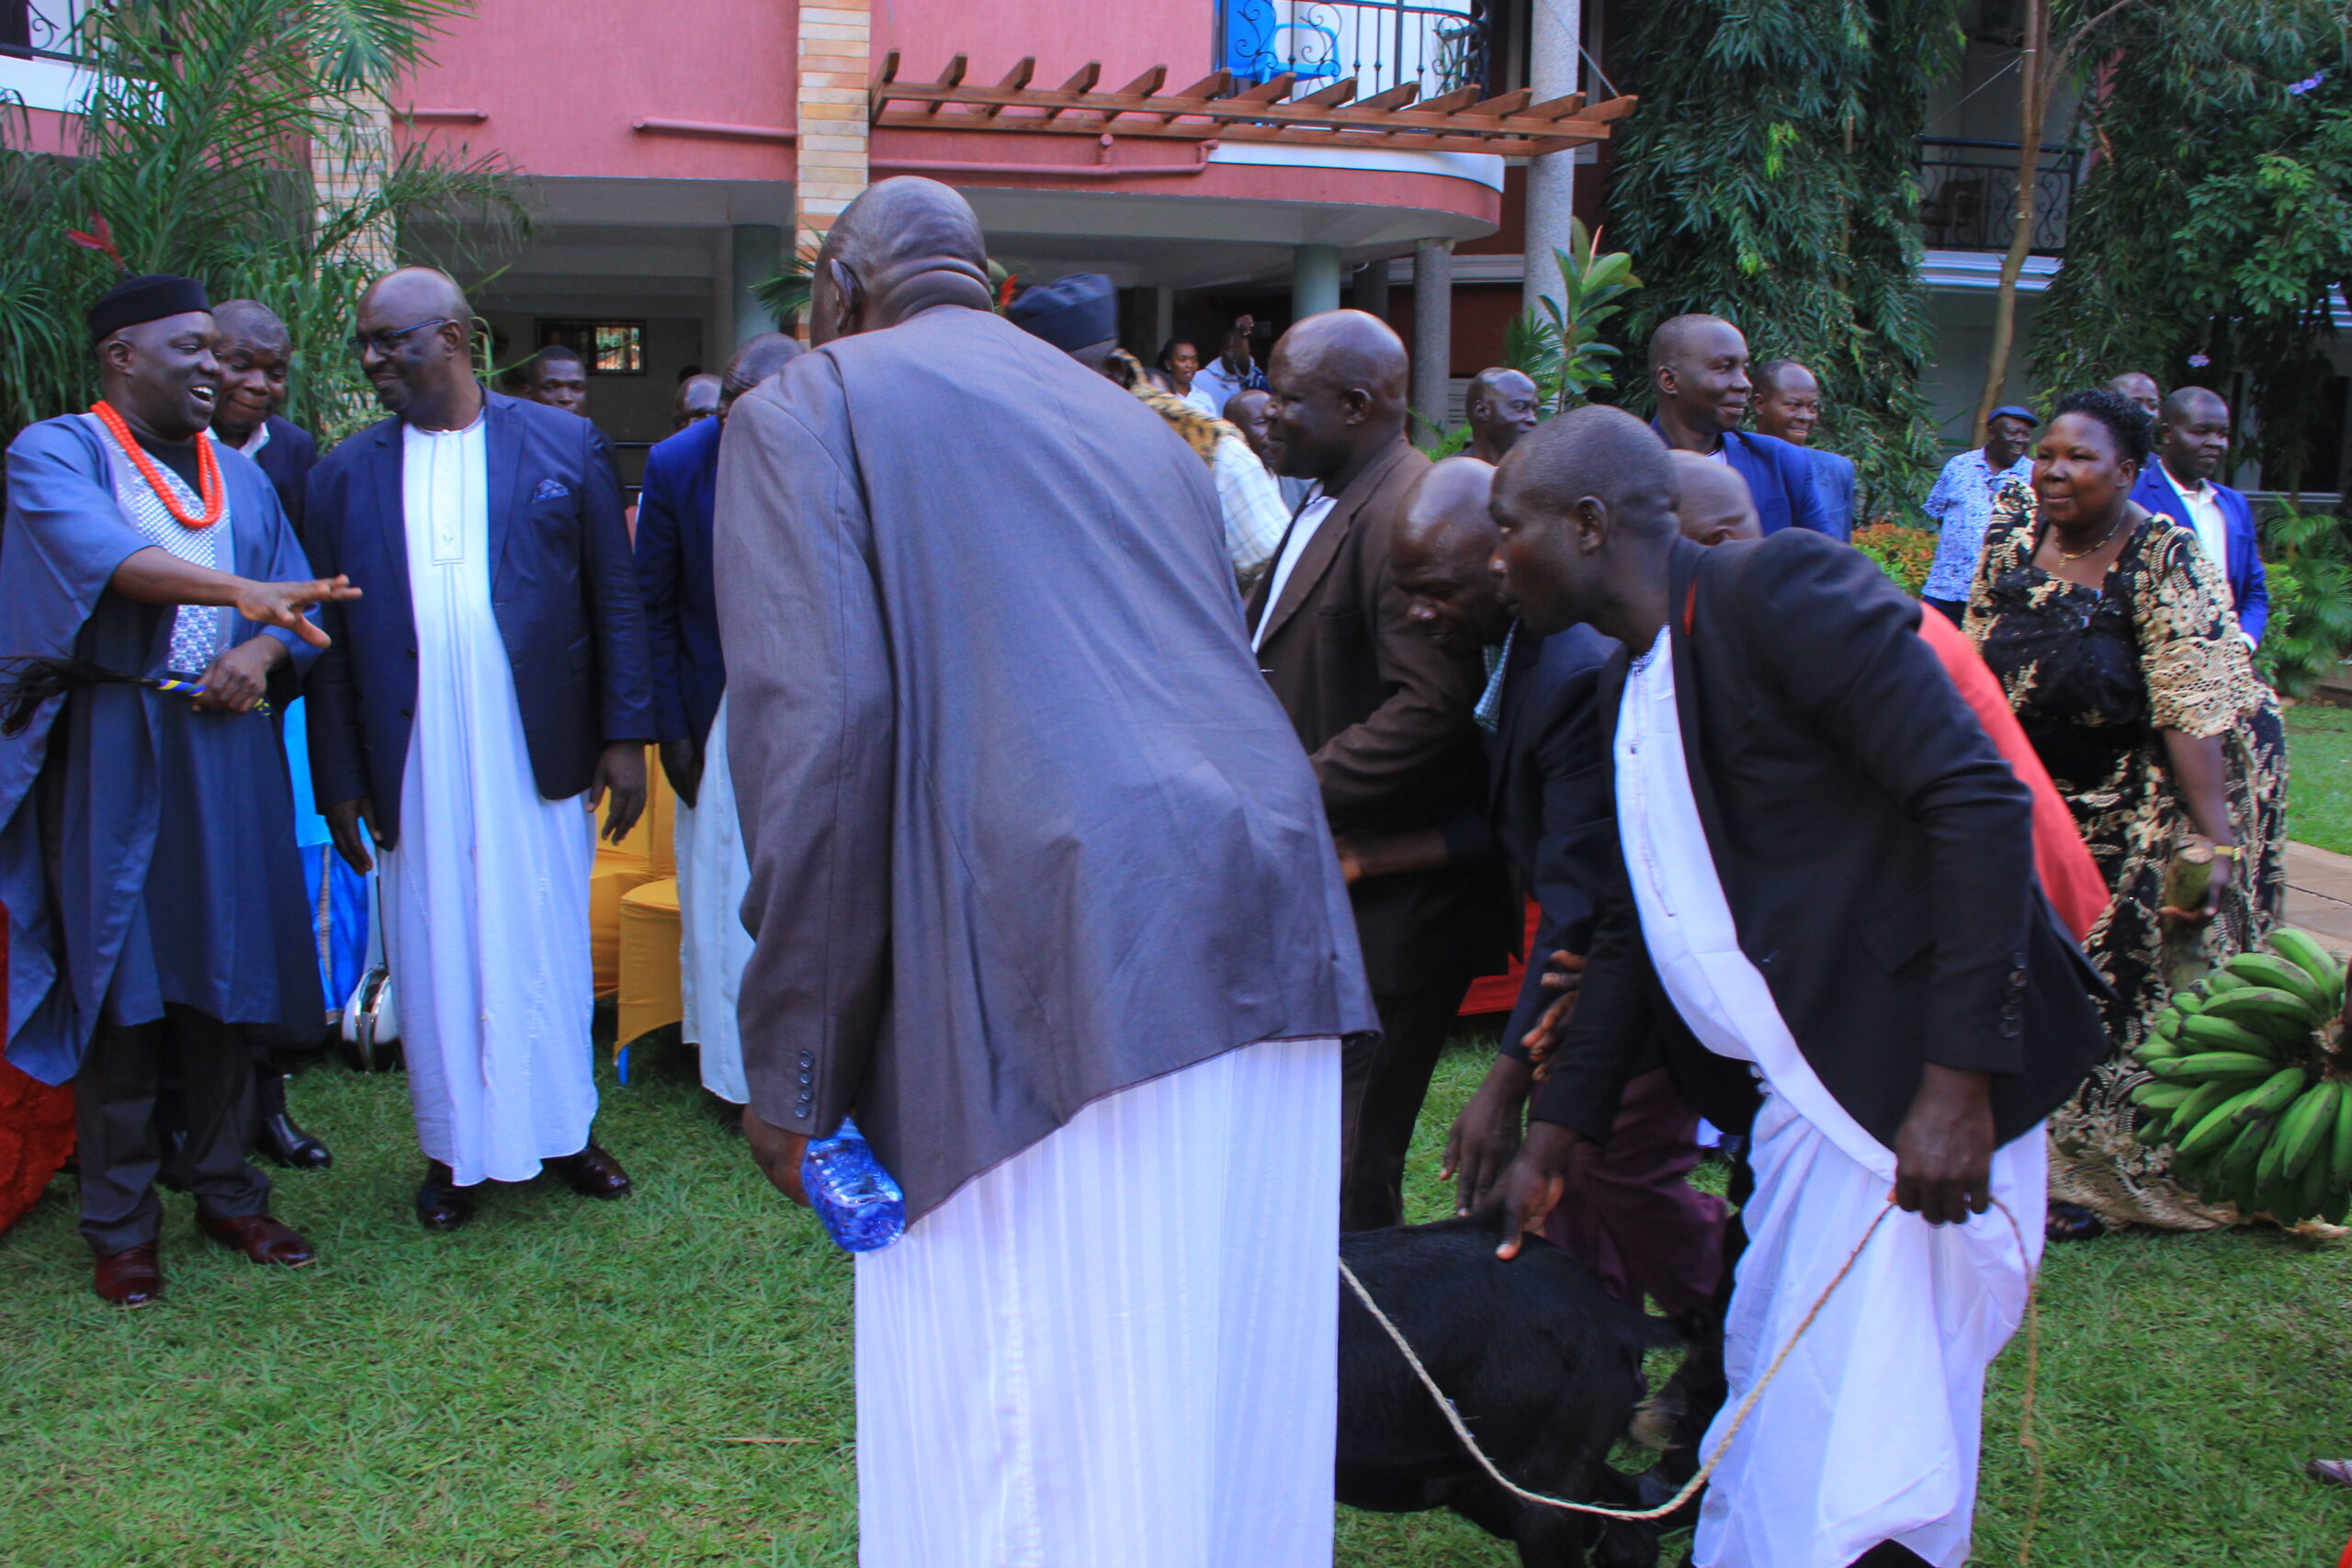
[
  {"left": 634, "top": 330, "right": 802, "bottom": 1117},
  {"left": 304, "top": 266, "right": 655, "bottom": 1232},
  {"left": 719, "top": 178, "right": 1374, "bottom": 1568},
  {"left": 0, "top": 275, "right": 360, "bottom": 1305},
  {"left": 1488, "top": 406, "right": 2108, "bottom": 1568}
]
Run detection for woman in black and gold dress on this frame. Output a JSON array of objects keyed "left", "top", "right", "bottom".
[{"left": 1967, "top": 387, "right": 2285, "bottom": 1239}]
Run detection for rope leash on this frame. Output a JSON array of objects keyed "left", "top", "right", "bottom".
[{"left": 1341, "top": 1194, "right": 2044, "bottom": 1557}]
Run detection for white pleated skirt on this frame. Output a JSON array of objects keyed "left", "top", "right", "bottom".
[{"left": 854, "top": 1036, "right": 1342, "bottom": 1568}]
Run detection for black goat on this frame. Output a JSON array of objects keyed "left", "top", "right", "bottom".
[{"left": 1337, "top": 1212, "right": 1696, "bottom": 1568}]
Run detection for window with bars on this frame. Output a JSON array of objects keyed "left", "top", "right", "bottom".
[{"left": 536, "top": 320, "right": 647, "bottom": 376}]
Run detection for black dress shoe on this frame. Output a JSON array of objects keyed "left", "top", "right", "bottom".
[
  {"left": 416, "top": 1160, "right": 476, "bottom": 1231},
  {"left": 544, "top": 1142, "right": 633, "bottom": 1200},
  {"left": 254, "top": 1110, "right": 334, "bottom": 1169}
]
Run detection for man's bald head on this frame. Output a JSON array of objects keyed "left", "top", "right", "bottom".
[
  {"left": 1466, "top": 367, "right": 1541, "bottom": 462},
  {"left": 721, "top": 332, "right": 806, "bottom": 413},
  {"left": 673, "top": 372, "right": 722, "bottom": 429},
  {"left": 809, "top": 177, "right": 996, "bottom": 344},
  {"left": 1392, "top": 457, "right": 1511, "bottom": 649},
  {"left": 1490, "top": 405, "right": 1679, "bottom": 637},
  {"left": 2107, "top": 370, "right": 2161, "bottom": 419},
  {"left": 1669, "top": 451, "right": 1761, "bottom": 546},
  {"left": 211, "top": 299, "right": 290, "bottom": 352},
  {"left": 354, "top": 266, "right": 476, "bottom": 423},
  {"left": 1261, "top": 309, "right": 1409, "bottom": 486},
  {"left": 1649, "top": 313, "right": 1753, "bottom": 442}
]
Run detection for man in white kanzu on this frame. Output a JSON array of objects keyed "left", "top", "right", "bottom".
[
  {"left": 1488, "top": 407, "right": 2109, "bottom": 1568},
  {"left": 305, "top": 267, "right": 655, "bottom": 1231},
  {"left": 719, "top": 180, "right": 1376, "bottom": 1568}
]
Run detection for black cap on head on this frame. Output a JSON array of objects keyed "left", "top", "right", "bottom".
[
  {"left": 1007, "top": 272, "right": 1116, "bottom": 353},
  {"left": 87, "top": 274, "right": 209, "bottom": 345}
]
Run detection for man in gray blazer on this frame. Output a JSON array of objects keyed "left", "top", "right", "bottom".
[{"left": 717, "top": 177, "right": 1376, "bottom": 1566}]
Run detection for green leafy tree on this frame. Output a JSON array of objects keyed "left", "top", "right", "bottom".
[
  {"left": 1601, "top": 0, "right": 1964, "bottom": 524},
  {"left": 2029, "top": 2, "right": 2351, "bottom": 500},
  {"left": 0, "top": 0, "right": 526, "bottom": 446}
]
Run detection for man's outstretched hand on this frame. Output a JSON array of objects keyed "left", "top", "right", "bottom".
[
  {"left": 1442, "top": 1053, "right": 1533, "bottom": 1215},
  {"left": 234, "top": 574, "right": 361, "bottom": 649},
  {"left": 743, "top": 1105, "right": 811, "bottom": 1208},
  {"left": 1892, "top": 1064, "right": 1995, "bottom": 1225},
  {"left": 1491, "top": 1120, "right": 1580, "bottom": 1259}
]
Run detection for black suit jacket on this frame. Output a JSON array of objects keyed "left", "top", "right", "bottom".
[
  {"left": 1243, "top": 441, "right": 1515, "bottom": 992},
  {"left": 1532, "top": 532, "right": 2108, "bottom": 1151},
  {"left": 246, "top": 416, "right": 318, "bottom": 546},
  {"left": 1477, "top": 623, "right": 1621, "bottom": 1055}
]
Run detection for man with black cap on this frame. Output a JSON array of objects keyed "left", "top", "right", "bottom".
[
  {"left": 1009, "top": 272, "right": 1289, "bottom": 584},
  {"left": 1920, "top": 404, "right": 2037, "bottom": 624},
  {"left": 0, "top": 274, "right": 360, "bottom": 1304}
]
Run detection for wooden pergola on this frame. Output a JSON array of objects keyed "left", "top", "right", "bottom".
[{"left": 870, "top": 53, "right": 1635, "bottom": 159}]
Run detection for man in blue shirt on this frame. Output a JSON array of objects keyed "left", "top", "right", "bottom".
[
  {"left": 1646, "top": 314, "right": 1831, "bottom": 537},
  {"left": 1920, "top": 405, "right": 2038, "bottom": 623},
  {"left": 2130, "top": 386, "right": 2267, "bottom": 645},
  {"left": 1750, "top": 356, "right": 1856, "bottom": 541}
]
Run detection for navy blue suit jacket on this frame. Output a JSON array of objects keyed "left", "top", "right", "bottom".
[
  {"left": 2130, "top": 465, "right": 2267, "bottom": 644},
  {"left": 1480, "top": 623, "right": 1620, "bottom": 1060},
  {"left": 246, "top": 416, "right": 318, "bottom": 546},
  {"left": 633, "top": 414, "right": 724, "bottom": 749},
  {"left": 1809, "top": 447, "right": 1857, "bottom": 542},
  {"left": 302, "top": 391, "right": 656, "bottom": 846},
  {"left": 1656, "top": 422, "right": 1831, "bottom": 536}
]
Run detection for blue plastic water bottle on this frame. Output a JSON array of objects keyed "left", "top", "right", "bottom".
[{"left": 800, "top": 1118, "right": 907, "bottom": 1253}]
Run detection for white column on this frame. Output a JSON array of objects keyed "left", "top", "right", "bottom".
[
  {"left": 1293, "top": 243, "right": 1343, "bottom": 321},
  {"left": 1412, "top": 239, "right": 1453, "bottom": 446},
  {"left": 1521, "top": 0, "right": 1583, "bottom": 314}
]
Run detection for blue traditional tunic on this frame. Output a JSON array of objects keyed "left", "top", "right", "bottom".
[{"left": 0, "top": 414, "right": 322, "bottom": 1085}]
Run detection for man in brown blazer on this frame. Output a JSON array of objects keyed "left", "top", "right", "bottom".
[{"left": 1250, "top": 310, "right": 1517, "bottom": 1230}]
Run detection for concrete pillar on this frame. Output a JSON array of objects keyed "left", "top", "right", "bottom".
[
  {"left": 1351, "top": 258, "right": 1391, "bottom": 322},
  {"left": 1152, "top": 288, "right": 1175, "bottom": 352},
  {"left": 730, "top": 224, "right": 783, "bottom": 347},
  {"left": 1521, "top": 0, "right": 1582, "bottom": 314},
  {"left": 797, "top": 1, "right": 871, "bottom": 281},
  {"left": 1292, "top": 243, "right": 1343, "bottom": 321},
  {"left": 1412, "top": 239, "right": 1454, "bottom": 445}
]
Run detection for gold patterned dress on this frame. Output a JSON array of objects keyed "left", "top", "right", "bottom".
[{"left": 1966, "top": 490, "right": 2287, "bottom": 1230}]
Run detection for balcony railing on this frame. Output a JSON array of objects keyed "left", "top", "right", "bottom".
[
  {"left": 1915, "top": 138, "right": 2075, "bottom": 254},
  {"left": 1, "top": 0, "right": 82, "bottom": 64},
  {"left": 1217, "top": 0, "right": 1491, "bottom": 103}
]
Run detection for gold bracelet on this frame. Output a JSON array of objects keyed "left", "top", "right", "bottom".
[{"left": 2210, "top": 844, "right": 2242, "bottom": 861}]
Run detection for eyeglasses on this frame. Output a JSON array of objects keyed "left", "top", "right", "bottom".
[{"left": 349, "top": 317, "right": 455, "bottom": 357}]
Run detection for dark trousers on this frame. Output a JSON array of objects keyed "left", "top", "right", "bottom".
[
  {"left": 1922, "top": 595, "right": 1965, "bottom": 626},
  {"left": 74, "top": 1004, "right": 270, "bottom": 1254},
  {"left": 1340, "top": 981, "right": 1472, "bottom": 1232},
  {"left": 1543, "top": 1067, "right": 1729, "bottom": 1316}
]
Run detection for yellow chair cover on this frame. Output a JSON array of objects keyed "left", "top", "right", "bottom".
[{"left": 616, "top": 875, "right": 684, "bottom": 1054}]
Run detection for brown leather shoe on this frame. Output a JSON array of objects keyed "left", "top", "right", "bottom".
[
  {"left": 545, "top": 1141, "right": 633, "bottom": 1199},
  {"left": 416, "top": 1160, "right": 475, "bottom": 1232},
  {"left": 93, "top": 1243, "right": 164, "bottom": 1306},
  {"left": 197, "top": 1211, "right": 317, "bottom": 1267}
]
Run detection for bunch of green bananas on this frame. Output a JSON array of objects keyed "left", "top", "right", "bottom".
[{"left": 2132, "top": 930, "right": 2352, "bottom": 1224}]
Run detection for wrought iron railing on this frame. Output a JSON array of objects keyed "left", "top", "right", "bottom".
[
  {"left": 1, "top": 0, "right": 82, "bottom": 63},
  {"left": 1217, "top": 0, "right": 1491, "bottom": 102},
  {"left": 1914, "top": 138, "right": 2076, "bottom": 254}
]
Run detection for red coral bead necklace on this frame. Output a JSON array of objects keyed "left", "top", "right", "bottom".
[{"left": 91, "top": 399, "right": 224, "bottom": 530}]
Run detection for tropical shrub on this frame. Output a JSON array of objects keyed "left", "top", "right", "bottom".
[
  {"left": 1853, "top": 523, "right": 1939, "bottom": 597},
  {"left": 2257, "top": 503, "right": 2352, "bottom": 695}
]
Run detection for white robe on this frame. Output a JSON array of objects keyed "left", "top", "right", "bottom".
[
  {"left": 1614, "top": 629, "right": 2041, "bottom": 1568},
  {"left": 381, "top": 419, "right": 600, "bottom": 1187},
  {"left": 673, "top": 694, "right": 752, "bottom": 1104},
  {"left": 854, "top": 1037, "right": 1340, "bottom": 1568}
]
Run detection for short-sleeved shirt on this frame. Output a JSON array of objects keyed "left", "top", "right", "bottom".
[{"left": 1921, "top": 447, "right": 2034, "bottom": 602}]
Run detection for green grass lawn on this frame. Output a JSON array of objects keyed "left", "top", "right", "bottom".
[
  {"left": 2289, "top": 703, "right": 2352, "bottom": 856},
  {"left": 6, "top": 1027, "right": 2352, "bottom": 1567}
]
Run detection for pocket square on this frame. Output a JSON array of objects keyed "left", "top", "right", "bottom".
[{"left": 533, "top": 478, "right": 571, "bottom": 502}]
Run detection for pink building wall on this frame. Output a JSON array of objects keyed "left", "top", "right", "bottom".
[
  {"left": 871, "top": 0, "right": 1212, "bottom": 88},
  {"left": 393, "top": 0, "right": 801, "bottom": 180}
]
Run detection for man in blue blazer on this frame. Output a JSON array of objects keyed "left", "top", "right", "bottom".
[
  {"left": 1750, "top": 356, "right": 1857, "bottom": 541},
  {"left": 633, "top": 330, "right": 800, "bottom": 1116},
  {"left": 1647, "top": 314, "right": 1832, "bottom": 537},
  {"left": 2131, "top": 386, "right": 2267, "bottom": 645},
  {"left": 305, "top": 266, "right": 654, "bottom": 1232}
]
